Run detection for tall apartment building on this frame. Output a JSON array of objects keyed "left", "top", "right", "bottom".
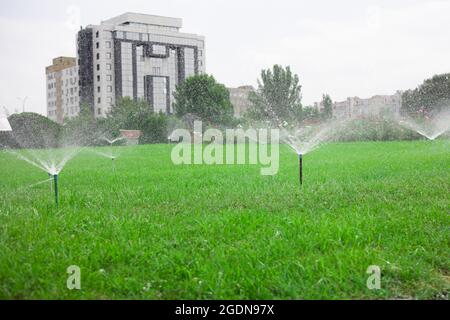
[
  {"left": 228, "top": 85, "right": 255, "bottom": 118},
  {"left": 46, "top": 57, "right": 79, "bottom": 123},
  {"left": 77, "top": 12, "right": 205, "bottom": 118},
  {"left": 314, "top": 91, "right": 403, "bottom": 120}
]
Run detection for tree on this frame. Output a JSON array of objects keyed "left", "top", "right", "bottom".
[
  {"left": 105, "top": 98, "right": 169, "bottom": 144},
  {"left": 321, "top": 94, "right": 333, "bottom": 120},
  {"left": 139, "top": 113, "right": 170, "bottom": 144},
  {"left": 173, "top": 74, "right": 234, "bottom": 126},
  {"left": 401, "top": 73, "right": 450, "bottom": 117},
  {"left": 301, "top": 106, "right": 321, "bottom": 123},
  {"left": 247, "top": 65, "right": 302, "bottom": 127},
  {"left": 106, "top": 97, "right": 152, "bottom": 132},
  {"left": 63, "top": 103, "right": 102, "bottom": 146}
]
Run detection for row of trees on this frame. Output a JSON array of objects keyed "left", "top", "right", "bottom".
[
  {"left": 172, "top": 67, "right": 333, "bottom": 127},
  {"left": 1, "top": 66, "right": 335, "bottom": 147},
  {"left": 62, "top": 66, "right": 334, "bottom": 145},
  {"left": 5, "top": 66, "right": 448, "bottom": 148},
  {"left": 401, "top": 73, "right": 450, "bottom": 117}
]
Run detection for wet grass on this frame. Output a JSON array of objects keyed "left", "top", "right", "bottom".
[{"left": 0, "top": 140, "right": 449, "bottom": 299}]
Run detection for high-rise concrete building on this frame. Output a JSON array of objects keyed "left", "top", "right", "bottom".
[
  {"left": 77, "top": 12, "right": 205, "bottom": 118},
  {"left": 45, "top": 57, "right": 79, "bottom": 123}
]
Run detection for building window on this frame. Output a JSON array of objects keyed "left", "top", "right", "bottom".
[
  {"left": 97, "top": 86, "right": 101, "bottom": 93},
  {"left": 97, "top": 97, "right": 101, "bottom": 104},
  {"left": 106, "top": 52, "right": 111, "bottom": 59},
  {"left": 106, "top": 75, "right": 112, "bottom": 81},
  {"left": 199, "top": 50, "right": 203, "bottom": 56},
  {"left": 97, "top": 64, "right": 100, "bottom": 71},
  {"left": 96, "top": 53, "right": 100, "bottom": 60},
  {"left": 106, "top": 41, "right": 111, "bottom": 48},
  {"left": 96, "top": 42, "right": 99, "bottom": 49},
  {"left": 107, "top": 86, "right": 112, "bottom": 92},
  {"left": 97, "top": 75, "right": 100, "bottom": 82},
  {"left": 97, "top": 108, "right": 102, "bottom": 115},
  {"left": 152, "top": 67, "right": 161, "bottom": 75},
  {"left": 106, "top": 64, "right": 112, "bottom": 70},
  {"left": 107, "top": 97, "right": 113, "bottom": 104},
  {"left": 152, "top": 45, "right": 166, "bottom": 55},
  {"left": 96, "top": 31, "right": 99, "bottom": 38}
]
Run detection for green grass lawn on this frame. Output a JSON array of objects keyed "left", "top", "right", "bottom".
[{"left": 0, "top": 140, "right": 449, "bottom": 299}]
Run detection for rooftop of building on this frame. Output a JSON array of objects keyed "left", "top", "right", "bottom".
[
  {"left": 314, "top": 91, "right": 403, "bottom": 106},
  {"left": 46, "top": 57, "right": 77, "bottom": 74},
  {"left": 228, "top": 85, "right": 255, "bottom": 91},
  {"left": 102, "top": 12, "right": 183, "bottom": 29},
  {"left": 82, "top": 12, "right": 204, "bottom": 40}
]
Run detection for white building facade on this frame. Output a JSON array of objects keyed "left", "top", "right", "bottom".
[
  {"left": 77, "top": 12, "right": 205, "bottom": 118},
  {"left": 315, "top": 91, "right": 403, "bottom": 120},
  {"left": 46, "top": 57, "right": 79, "bottom": 124}
]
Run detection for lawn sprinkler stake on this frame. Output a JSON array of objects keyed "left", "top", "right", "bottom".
[
  {"left": 298, "top": 154, "right": 303, "bottom": 186},
  {"left": 53, "top": 174, "right": 59, "bottom": 207}
]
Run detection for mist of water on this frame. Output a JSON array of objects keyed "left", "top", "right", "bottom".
[
  {"left": 91, "top": 136, "right": 126, "bottom": 160},
  {"left": 1, "top": 117, "right": 85, "bottom": 176},
  {"left": 397, "top": 108, "right": 450, "bottom": 140},
  {"left": 280, "top": 120, "right": 344, "bottom": 156}
]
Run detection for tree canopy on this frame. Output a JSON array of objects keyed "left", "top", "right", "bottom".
[
  {"left": 401, "top": 73, "right": 450, "bottom": 117},
  {"left": 247, "top": 65, "right": 302, "bottom": 127},
  {"left": 173, "top": 74, "right": 234, "bottom": 126},
  {"left": 321, "top": 94, "right": 333, "bottom": 120},
  {"left": 106, "top": 98, "right": 169, "bottom": 144}
]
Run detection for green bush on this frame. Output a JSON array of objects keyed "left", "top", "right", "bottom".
[
  {"left": 62, "top": 104, "right": 107, "bottom": 146},
  {"left": 104, "top": 98, "right": 170, "bottom": 144},
  {"left": 139, "top": 113, "right": 169, "bottom": 144},
  {"left": 1, "top": 112, "right": 62, "bottom": 148}
]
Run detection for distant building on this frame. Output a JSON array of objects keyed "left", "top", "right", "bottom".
[
  {"left": 77, "top": 12, "right": 205, "bottom": 118},
  {"left": 314, "top": 91, "right": 403, "bottom": 119},
  {"left": 228, "top": 85, "right": 255, "bottom": 118},
  {"left": 45, "top": 57, "right": 79, "bottom": 123}
]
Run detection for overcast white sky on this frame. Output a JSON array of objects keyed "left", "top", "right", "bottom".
[{"left": 1, "top": 0, "right": 449, "bottom": 115}]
